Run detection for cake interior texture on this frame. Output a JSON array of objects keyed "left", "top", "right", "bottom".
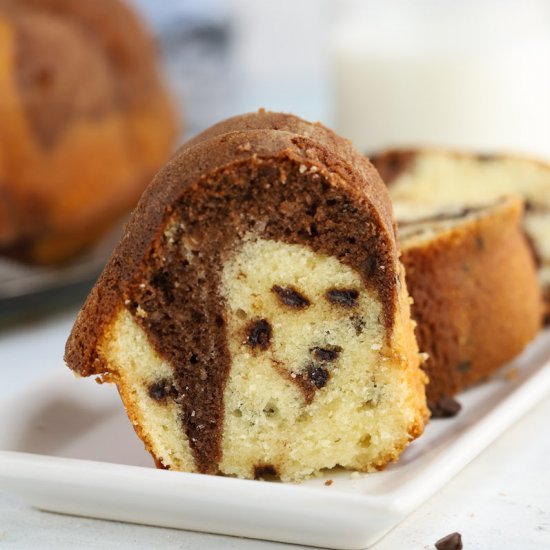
[
  {"left": 100, "top": 235, "right": 424, "bottom": 480},
  {"left": 66, "top": 112, "right": 429, "bottom": 481},
  {"left": 378, "top": 152, "right": 550, "bottom": 320}
]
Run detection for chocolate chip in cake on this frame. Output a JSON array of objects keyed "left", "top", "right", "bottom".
[
  {"left": 246, "top": 319, "right": 272, "bottom": 349},
  {"left": 476, "top": 235, "right": 485, "bottom": 251},
  {"left": 311, "top": 345, "right": 342, "bottom": 362},
  {"left": 429, "top": 396, "right": 462, "bottom": 418},
  {"left": 191, "top": 309, "right": 205, "bottom": 323},
  {"left": 148, "top": 378, "right": 178, "bottom": 403},
  {"left": 271, "top": 285, "right": 310, "bottom": 309},
  {"left": 435, "top": 531, "right": 463, "bottom": 550},
  {"left": 326, "top": 288, "right": 359, "bottom": 308},
  {"left": 457, "top": 361, "right": 471, "bottom": 373},
  {"left": 151, "top": 271, "right": 174, "bottom": 302},
  {"left": 351, "top": 315, "right": 366, "bottom": 335},
  {"left": 363, "top": 255, "right": 379, "bottom": 278},
  {"left": 476, "top": 153, "right": 496, "bottom": 162},
  {"left": 307, "top": 364, "right": 330, "bottom": 389},
  {"left": 263, "top": 401, "right": 279, "bottom": 417},
  {"left": 254, "top": 464, "right": 278, "bottom": 480}
]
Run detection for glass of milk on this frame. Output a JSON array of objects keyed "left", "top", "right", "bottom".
[{"left": 331, "top": 0, "right": 550, "bottom": 160}]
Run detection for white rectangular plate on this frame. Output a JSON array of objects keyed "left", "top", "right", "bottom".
[{"left": 1, "top": 329, "right": 550, "bottom": 549}]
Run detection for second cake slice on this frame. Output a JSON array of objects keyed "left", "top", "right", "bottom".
[{"left": 399, "top": 197, "right": 542, "bottom": 408}]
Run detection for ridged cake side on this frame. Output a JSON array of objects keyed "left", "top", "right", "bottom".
[{"left": 399, "top": 197, "right": 542, "bottom": 404}]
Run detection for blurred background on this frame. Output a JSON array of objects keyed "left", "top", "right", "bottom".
[
  {"left": 1, "top": 0, "right": 550, "bottom": 320},
  {"left": 131, "top": 0, "right": 550, "bottom": 156}
]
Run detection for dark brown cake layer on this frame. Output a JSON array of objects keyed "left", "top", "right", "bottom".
[
  {"left": 6, "top": 0, "right": 160, "bottom": 102},
  {"left": 1, "top": 0, "right": 160, "bottom": 149},
  {"left": 371, "top": 149, "right": 550, "bottom": 327},
  {"left": 398, "top": 205, "right": 489, "bottom": 229},
  {"left": 65, "top": 112, "right": 401, "bottom": 473},
  {"left": 13, "top": 11, "right": 115, "bottom": 148},
  {"left": 369, "top": 150, "right": 416, "bottom": 185}
]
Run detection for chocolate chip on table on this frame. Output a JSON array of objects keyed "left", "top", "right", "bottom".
[
  {"left": 311, "top": 345, "right": 342, "bottom": 362},
  {"left": 429, "top": 396, "right": 462, "bottom": 418},
  {"left": 325, "top": 288, "right": 359, "bottom": 308},
  {"left": 271, "top": 285, "right": 310, "bottom": 309},
  {"left": 247, "top": 319, "right": 272, "bottom": 349},
  {"left": 435, "top": 531, "right": 463, "bottom": 550}
]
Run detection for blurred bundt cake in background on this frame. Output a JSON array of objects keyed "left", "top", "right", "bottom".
[{"left": 0, "top": 0, "right": 177, "bottom": 264}]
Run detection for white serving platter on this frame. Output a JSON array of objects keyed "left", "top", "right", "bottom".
[{"left": 1, "top": 329, "right": 550, "bottom": 549}]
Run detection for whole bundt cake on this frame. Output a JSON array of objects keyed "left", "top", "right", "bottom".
[
  {"left": 65, "top": 111, "right": 428, "bottom": 481},
  {"left": 0, "top": 0, "right": 177, "bottom": 263}
]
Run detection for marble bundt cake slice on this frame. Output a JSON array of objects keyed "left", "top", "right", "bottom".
[
  {"left": 372, "top": 150, "right": 550, "bottom": 323},
  {"left": 65, "top": 111, "right": 428, "bottom": 481},
  {"left": 398, "top": 196, "right": 542, "bottom": 409}
]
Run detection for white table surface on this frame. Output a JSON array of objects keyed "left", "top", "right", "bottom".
[{"left": 1, "top": 308, "right": 549, "bottom": 550}]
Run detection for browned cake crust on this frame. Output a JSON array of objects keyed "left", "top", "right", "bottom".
[
  {"left": 400, "top": 197, "right": 542, "bottom": 404},
  {"left": 65, "top": 111, "right": 422, "bottom": 474},
  {"left": 0, "top": 0, "right": 176, "bottom": 263}
]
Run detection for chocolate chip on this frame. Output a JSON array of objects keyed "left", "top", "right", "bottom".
[
  {"left": 522, "top": 201, "right": 550, "bottom": 214},
  {"left": 435, "top": 531, "right": 463, "bottom": 550},
  {"left": 326, "top": 289, "right": 359, "bottom": 308},
  {"left": 457, "top": 361, "right": 471, "bottom": 373},
  {"left": 307, "top": 364, "right": 330, "bottom": 388},
  {"left": 254, "top": 464, "right": 278, "bottom": 479},
  {"left": 151, "top": 271, "right": 174, "bottom": 302},
  {"left": 271, "top": 285, "right": 310, "bottom": 309},
  {"left": 476, "top": 236, "right": 485, "bottom": 251},
  {"left": 350, "top": 315, "right": 366, "bottom": 336},
  {"left": 476, "top": 153, "right": 496, "bottom": 162},
  {"left": 305, "top": 202, "right": 318, "bottom": 216},
  {"left": 247, "top": 319, "right": 272, "bottom": 349},
  {"left": 429, "top": 396, "right": 462, "bottom": 418},
  {"left": 351, "top": 315, "right": 365, "bottom": 335},
  {"left": 311, "top": 345, "right": 342, "bottom": 362},
  {"left": 191, "top": 310, "right": 205, "bottom": 323},
  {"left": 148, "top": 379, "right": 178, "bottom": 403},
  {"left": 362, "top": 256, "right": 378, "bottom": 278}
]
